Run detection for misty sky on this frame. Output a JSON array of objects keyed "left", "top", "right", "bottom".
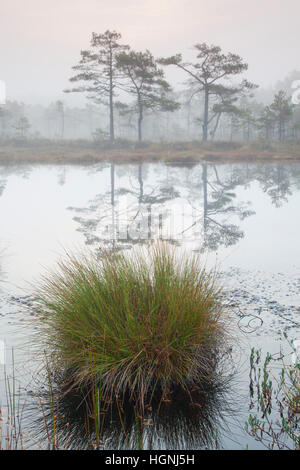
[{"left": 1, "top": 0, "right": 300, "bottom": 106}]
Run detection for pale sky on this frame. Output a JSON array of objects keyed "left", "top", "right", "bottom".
[{"left": 1, "top": 0, "right": 299, "bottom": 105}]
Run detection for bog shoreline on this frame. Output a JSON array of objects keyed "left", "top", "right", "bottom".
[{"left": 1, "top": 141, "right": 300, "bottom": 165}]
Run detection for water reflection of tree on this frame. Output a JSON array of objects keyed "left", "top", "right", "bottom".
[
  {"left": 69, "top": 162, "right": 181, "bottom": 250},
  {"left": 68, "top": 162, "right": 300, "bottom": 253},
  {"left": 0, "top": 248, "right": 4, "bottom": 290},
  {"left": 57, "top": 166, "right": 67, "bottom": 186},
  {"left": 202, "top": 164, "right": 255, "bottom": 250},
  {"left": 68, "top": 163, "right": 115, "bottom": 246},
  {"left": 0, "top": 177, "right": 6, "bottom": 197},
  {"left": 254, "top": 164, "right": 292, "bottom": 207},
  {"left": 182, "top": 163, "right": 255, "bottom": 251},
  {"left": 240, "top": 162, "right": 300, "bottom": 207},
  {"left": 0, "top": 165, "right": 33, "bottom": 196},
  {"left": 118, "top": 163, "right": 180, "bottom": 246}
]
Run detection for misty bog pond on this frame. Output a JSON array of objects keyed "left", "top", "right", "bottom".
[{"left": 0, "top": 160, "right": 299, "bottom": 450}]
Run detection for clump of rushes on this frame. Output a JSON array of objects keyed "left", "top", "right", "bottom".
[{"left": 34, "top": 244, "right": 228, "bottom": 409}]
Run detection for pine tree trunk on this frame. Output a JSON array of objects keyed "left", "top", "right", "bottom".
[
  {"left": 202, "top": 163, "right": 208, "bottom": 233},
  {"left": 109, "top": 48, "right": 115, "bottom": 143},
  {"left": 211, "top": 113, "right": 221, "bottom": 140},
  {"left": 138, "top": 101, "right": 143, "bottom": 142},
  {"left": 109, "top": 79, "right": 114, "bottom": 143},
  {"left": 202, "top": 86, "right": 209, "bottom": 142}
]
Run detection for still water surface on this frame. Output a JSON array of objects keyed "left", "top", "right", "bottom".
[{"left": 0, "top": 161, "right": 299, "bottom": 449}]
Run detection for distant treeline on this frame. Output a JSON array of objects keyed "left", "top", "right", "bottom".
[{"left": 1, "top": 30, "right": 300, "bottom": 145}]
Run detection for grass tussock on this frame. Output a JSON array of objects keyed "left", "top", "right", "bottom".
[{"left": 33, "top": 244, "right": 228, "bottom": 409}]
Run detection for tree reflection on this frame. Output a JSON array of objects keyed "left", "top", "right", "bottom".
[
  {"left": 57, "top": 166, "right": 67, "bottom": 186},
  {"left": 0, "top": 165, "right": 33, "bottom": 197},
  {"left": 179, "top": 163, "right": 255, "bottom": 251},
  {"left": 68, "top": 161, "right": 300, "bottom": 254},
  {"left": 255, "top": 163, "right": 292, "bottom": 207},
  {"left": 200, "top": 163, "right": 255, "bottom": 251},
  {"left": 0, "top": 178, "right": 6, "bottom": 197},
  {"left": 69, "top": 162, "right": 180, "bottom": 250}
]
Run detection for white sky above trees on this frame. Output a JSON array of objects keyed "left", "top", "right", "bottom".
[{"left": 1, "top": 0, "right": 299, "bottom": 105}]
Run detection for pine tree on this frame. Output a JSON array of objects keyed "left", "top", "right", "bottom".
[
  {"left": 158, "top": 43, "right": 256, "bottom": 141},
  {"left": 65, "top": 30, "right": 129, "bottom": 142},
  {"left": 116, "top": 49, "right": 179, "bottom": 141}
]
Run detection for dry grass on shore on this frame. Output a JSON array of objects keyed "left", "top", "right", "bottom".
[{"left": 1, "top": 139, "right": 300, "bottom": 165}]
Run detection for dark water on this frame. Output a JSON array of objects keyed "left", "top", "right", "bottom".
[{"left": 0, "top": 161, "right": 299, "bottom": 449}]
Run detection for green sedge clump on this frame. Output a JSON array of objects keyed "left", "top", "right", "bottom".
[{"left": 34, "top": 244, "right": 227, "bottom": 409}]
